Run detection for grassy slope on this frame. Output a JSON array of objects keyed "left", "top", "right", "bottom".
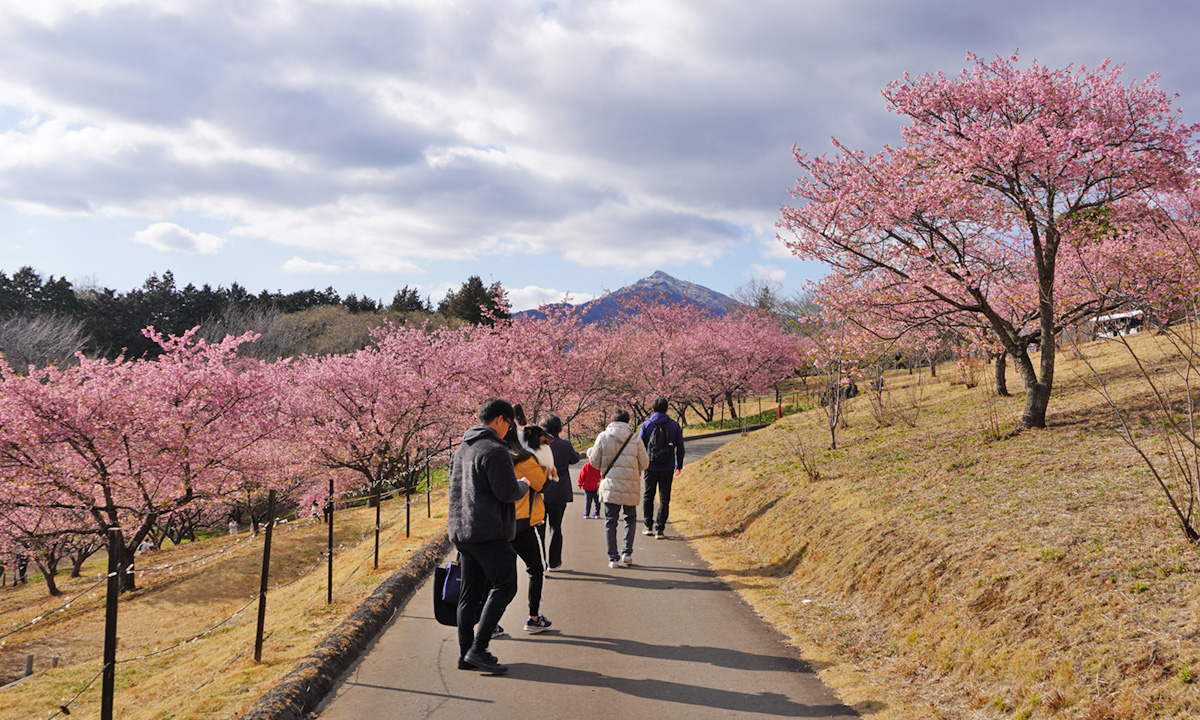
[
  {"left": 673, "top": 333, "right": 1200, "bottom": 720},
  {"left": 0, "top": 489, "right": 448, "bottom": 720}
]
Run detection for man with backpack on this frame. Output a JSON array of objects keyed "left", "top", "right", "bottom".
[{"left": 639, "top": 397, "right": 685, "bottom": 540}]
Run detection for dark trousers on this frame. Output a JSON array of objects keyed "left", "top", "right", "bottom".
[
  {"left": 604, "top": 503, "right": 637, "bottom": 561},
  {"left": 642, "top": 469, "right": 674, "bottom": 532},
  {"left": 511, "top": 526, "right": 545, "bottom": 617},
  {"left": 454, "top": 539, "right": 517, "bottom": 657},
  {"left": 538, "top": 503, "right": 567, "bottom": 569},
  {"left": 583, "top": 490, "right": 601, "bottom": 516}
]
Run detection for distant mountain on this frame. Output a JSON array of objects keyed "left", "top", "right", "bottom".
[{"left": 516, "top": 270, "right": 740, "bottom": 325}]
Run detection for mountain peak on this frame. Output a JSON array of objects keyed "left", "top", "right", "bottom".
[{"left": 515, "top": 271, "right": 738, "bottom": 324}]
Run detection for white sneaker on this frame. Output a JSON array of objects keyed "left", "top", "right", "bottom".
[
  {"left": 621, "top": 555, "right": 632, "bottom": 567},
  {"left": 642, "top": 528, "right": 653, "bottom": 536},
  {"left": 608, "top": 560, "right": 620, "bottom": 569}
]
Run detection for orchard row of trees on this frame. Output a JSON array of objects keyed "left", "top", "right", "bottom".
[
  {"left": 780, "top": 52, "right": 1200, "bottom": 430},
  {"left": 0, "top": 302, "right": 798, "bottom": 595},
  {"left": 0, "top": 268, "right": 508, "bottom": 364}
]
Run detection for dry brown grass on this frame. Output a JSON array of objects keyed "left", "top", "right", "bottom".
[
  {"left": 673, "top": 332, "right": 1200, "bottom": 720},
  {"left": 0, "top": 490, "right": 448, "bottom": 720}
]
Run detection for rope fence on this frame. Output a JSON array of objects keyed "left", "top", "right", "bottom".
[{"left": 4, "top": 460, "right": 447, "bottom": 720}]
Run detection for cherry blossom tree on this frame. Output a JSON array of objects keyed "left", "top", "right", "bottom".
[
  {"left": 780, "top": 53, "right": 1197, "bottom": 428},
  {"left": 0, "top": 329, "right": 288, "bottom": 591},
  {"left": 482, "top": 306, "right": 621, "bottom": 435},
  {"left": 678, "top": 311, "right": 799, "bottom": 421},
  {"left": 288, "top": 322, "right": 492, "bottom": 501}
]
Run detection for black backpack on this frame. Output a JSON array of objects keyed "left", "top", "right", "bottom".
[{"left": 647, "top": 422, "right": 674, "bottom": 465}]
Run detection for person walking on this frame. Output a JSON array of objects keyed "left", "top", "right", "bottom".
[
  {"left": 577, "top": 461, "right": 601, "bottom": 518},
  {"left": 506, "top": 423, "right": 556, "bottom": 633},
  {"left": 639, "top": 397, "right": 685, "bottom": 539},
  {"left": 448, "top": 398, "right": 530, "bottom": 674},
  {"left": 587, "top": 409, "right": 649, "bottom": 569},
  {"left": 539, "top": 414, "right": 580, "bottom": 571}
]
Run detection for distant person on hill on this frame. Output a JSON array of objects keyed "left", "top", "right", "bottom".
[
  {"left": 588, "top": 409, "right": 649, "bottom": 568},
  {"left": 639, "top": 397, "right": 685, "bottom": 540},
  {"left": 15, "top": 553, "right": 29, "bottom": 584},
  {"left": 540, "top": 414, "right": 581, "bottom": 570},
  {"left": 577, "top": 461, "right": 601, "bottom": 518},
  {"left": 448, "top": 397, "right": 529, "bottom": 674}
]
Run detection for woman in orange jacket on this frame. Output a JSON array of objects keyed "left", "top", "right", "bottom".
[{"left": 506, "top": 422, "right": 554, "bottom": 633}]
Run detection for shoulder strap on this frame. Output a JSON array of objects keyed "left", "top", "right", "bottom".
[{"left": 603, "top": 429, "right": 636, "bottom": 477}]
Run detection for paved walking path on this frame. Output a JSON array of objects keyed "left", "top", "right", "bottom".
[{"left": 315, "top": 434, "right": 857, "bottom": 719}]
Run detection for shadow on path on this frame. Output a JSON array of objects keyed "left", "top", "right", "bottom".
[
  {"left": 508, "top": 663, "right": 854, "bottom": 718},
  {"left": 333, "top": 681, "right": 496, "bottom": 704},
  {"left": 546, "top": 568, "right": 727, "bottom": 592},
  {"left": 509, "top": 633, "right": 813, "bottom": 672}
]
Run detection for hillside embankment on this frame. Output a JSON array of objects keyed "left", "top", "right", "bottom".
[{"left": 674, "top": 333, "right": 1200, "bottom": 720}]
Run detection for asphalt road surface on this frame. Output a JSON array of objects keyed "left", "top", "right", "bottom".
[{"left": 315, "top": 432, "right": 857, "bottom": 719}]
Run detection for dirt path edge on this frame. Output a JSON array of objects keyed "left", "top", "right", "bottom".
[{"left": 236, "top": 529, "right": 452, "bottom": 720}]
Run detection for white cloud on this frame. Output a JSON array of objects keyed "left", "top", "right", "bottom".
[
  {"left": 507, "top": 285, "right": 596, "bottom": 312},
  {"left": 282, "top": 256, "right": 348, "bottom": 274},
  {"left": 748, "top": 264, "right": 788, "bottom": 284},
  {"left": 0, "top": 0, "right": 1197, "bottom": 299},
  {"left": 132, "top": 222, "right": 225, "bottom": 253},
  {"left": 761, "top": 236, "right": 797, "bottom": 261}
]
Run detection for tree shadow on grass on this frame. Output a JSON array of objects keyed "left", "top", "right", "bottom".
[
  {"left": 721, "top": 543, "right": 809, "bottom": 579},
  {"left": 686, "top": 494, "right": 785, "bottom": 541}
]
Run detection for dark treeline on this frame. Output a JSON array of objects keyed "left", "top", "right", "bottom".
[{"left": 0, "top": 266, "right": 506, "bottom": 364}]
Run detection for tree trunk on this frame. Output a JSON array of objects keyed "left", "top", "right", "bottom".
[
  {"left": 994, "top": 351, "right": 1010, "bottom": 397},
  {"left": 36, "top": 557, "right": 63, "bottom": 597},
  {"left": 724, "top": 391, "right": 739, "bottom": 419},
  {"left": 118, "top": 543, "right": 138, "bottom": 592}
]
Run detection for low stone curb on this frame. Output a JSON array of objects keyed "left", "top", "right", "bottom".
[
  {"left": 236, "top": 528, "right": 452, "bottom": 720},
  {"left": 684, "top": 423, "right": 769, "bottom": 440}
]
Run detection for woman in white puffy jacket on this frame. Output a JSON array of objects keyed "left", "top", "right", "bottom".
[{"left": 587, "top": 409, "right": 649, "bottom": 568}]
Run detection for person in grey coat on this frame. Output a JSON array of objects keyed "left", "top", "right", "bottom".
[
  {"left": 449, "top": 398, "right": 530, "bottom": 674},
  {"left": 587, "top": 409, "right": 649, "bottom": 568}
]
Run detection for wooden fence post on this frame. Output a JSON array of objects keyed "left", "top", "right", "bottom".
[
  {"left": 101, "top": 527, "right": 122, "bottom": 720},
  {"left": 254, "top": 489, "right": 276, "bottom": 662},
  {"left": 327, "top": 478, "right": 334, "bottom": 605}
]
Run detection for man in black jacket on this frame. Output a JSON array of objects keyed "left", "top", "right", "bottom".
[
  {"left": 449, "top": 398, "right": 529, "bottom": 674},
  {"left": 639, "top": 396, "right": 685, "bottom": 539}
]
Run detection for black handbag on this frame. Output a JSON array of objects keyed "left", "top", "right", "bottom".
[{"left": 432, "top": 560, "right": 460, "bottom": 626}]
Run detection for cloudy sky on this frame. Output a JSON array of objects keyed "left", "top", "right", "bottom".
[{"left": 0, "top": 0, "right": 1196, "bottom": 310}]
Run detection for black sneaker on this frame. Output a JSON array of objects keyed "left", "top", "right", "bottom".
[
  {"left": 457, "top": 657, "right": 473, "bottom": 670},
  {"left": 463, "top": 649, "right": 509, "bottom": 674},
  {"left": 492, "top": 624, "right": 506, "bottom": 638},
  {"left": 524, "top": 614, "right": 552, "bottom": 633}
]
